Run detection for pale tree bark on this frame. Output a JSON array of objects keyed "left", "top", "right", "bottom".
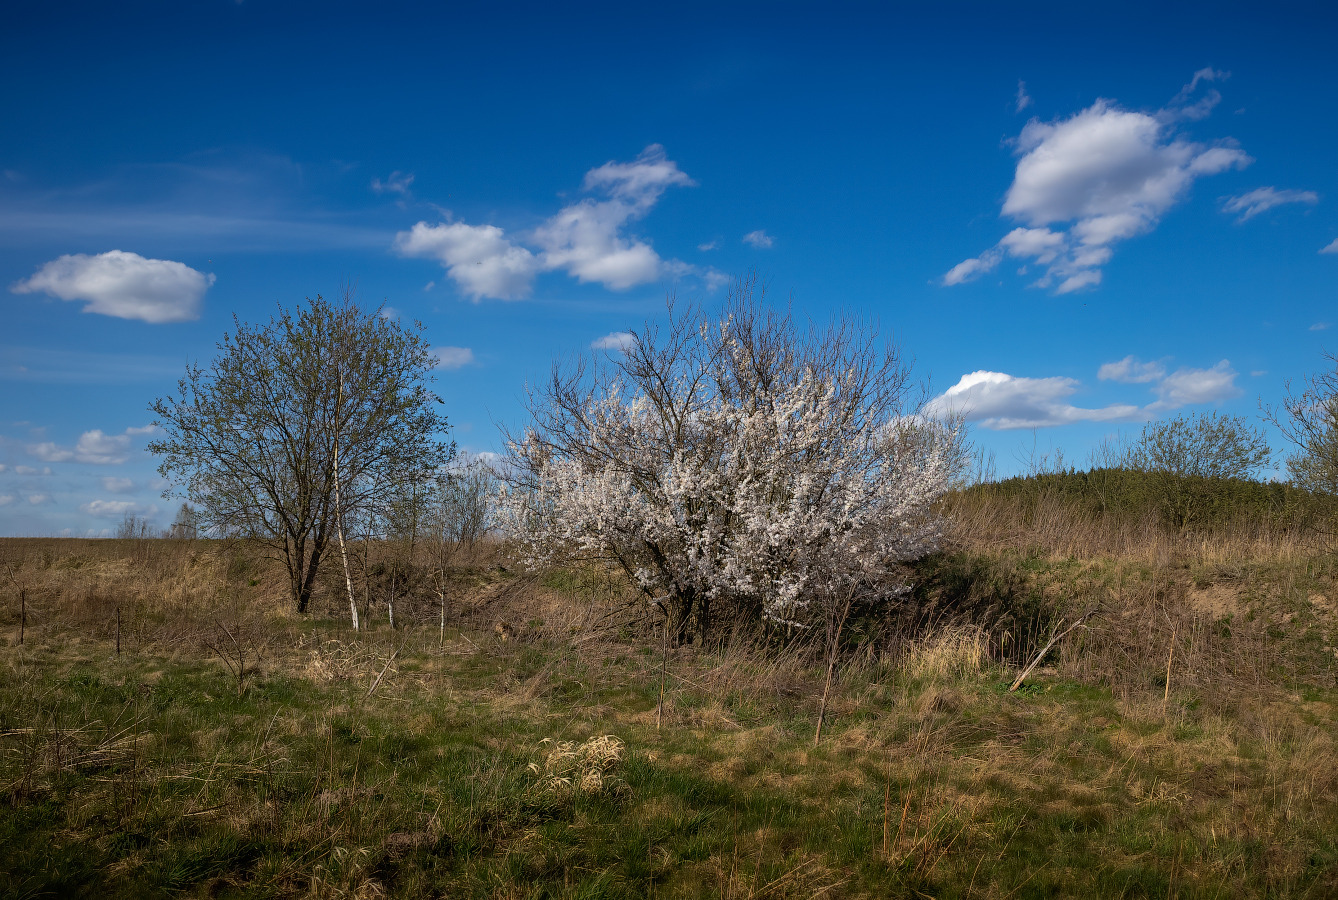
[{"left": 335, "top": 374, "right": 359, "bottom": 632}]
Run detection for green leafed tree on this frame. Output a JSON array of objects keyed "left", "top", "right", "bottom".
[
  {"left": 149, "top": 293, "right": 454, "bottom": 613},
  {"left": 1266, "top": 350, "right": 1338, "bottom": 498},
  {"left": 1125, "top": 410, "right": 1272, "bottom": 529},
  {"left": 1126, "top": 411, "right": 1272, "bottom": 480}
]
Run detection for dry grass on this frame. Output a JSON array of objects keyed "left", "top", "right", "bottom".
[{"left": 1, "top": 513, "right": 1337, "bottom": 898}]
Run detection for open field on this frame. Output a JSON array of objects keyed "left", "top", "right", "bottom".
[{"left": 2, "top": 502, "right": 1338, "bottom": 898}]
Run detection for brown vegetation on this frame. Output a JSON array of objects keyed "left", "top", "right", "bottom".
[{"left": 1, "top": 484, "right": 1336, "bottom": 897}]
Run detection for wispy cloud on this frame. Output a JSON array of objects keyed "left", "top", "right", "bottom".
[
  {"left": 26, "top": 425, "right": 154, "bottom": 465},
  {"left": 81, "top": 499, "right": 155, "bottom": 519},
  {"left": 1149, "top": 360, "right": 1240, "bottom": 409},
  {"left": 395, "top": 145, "right": 718, "bottom": 300},
  {"left": 742, "top": 230, "right": 774, "bottom": 249},
  {"left": 1312, "top": 322, "right": 1331, "bottom": 331},
  {"left": 591, "top": 331, "right": 636, "bottom": 352},
  {"left": 11, "top": 250, "right": 213, "bottom": 323},
  {"left": 1098, "top": 355, "right": 1166, "bottom": 384},
  {"left": 432, "top": 346, "right": 475, "bottom": 370},
  {"left": 1015, "top": 80, "right": 1032, "bottom": 112},
  {"left": 943, "top": 73, "right": 1251, "bottom": 294},
  {"left": 0, "top": 345, "right": 183, "bottom": 384},
  {"left": 1221, "top": 187, "right": 1318, "bottom": 222},
  {"left": 1321, "top": 238, "right": 1338, "bottom": 255},
  {"left": 0, "top": 152, "right": 393, "bottom": 252},
  {"left": 371, "top": 171, "right": 414, "bottom": 195}
]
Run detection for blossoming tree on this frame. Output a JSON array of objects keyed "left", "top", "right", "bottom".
[{"left": 501, "top": 282, "right": 963, "bottom": 643}]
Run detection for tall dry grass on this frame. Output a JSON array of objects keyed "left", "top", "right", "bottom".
[{"left": 944, "top": 486, "right": 1329, "bottom": 566}]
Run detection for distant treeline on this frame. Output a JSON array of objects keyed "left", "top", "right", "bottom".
[{"left": 959, "top": 468, "right": 1337, "bottom": 533}]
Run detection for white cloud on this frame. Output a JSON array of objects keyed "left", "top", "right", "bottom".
[
  {"left": 1098, "top": 355, "right": 1167, "bottom": 384},
  {"left": 1320, "top": 238, "right": 1338, "bottom": 255},
  {"left": 1151, "top": 360, "right": 1240, "bottom": 408},
  {"left": 433, "top": 346, "right": 475, "bottom": 370},
  {"left": 591, "top": 331, "right": 636, "bottom": 352},
  {"left": 25, "top": 425, "right": 149, "bottom": 465},
  {"left": 395, "top": 221, "right": 539, "bottom": 301},
  {"left": 1312, "top": 322, "right": 1331, "bottom": 331},
  {"left": 28, "top": 493, "right": 50, "bottom": 505},
  {"left": 697, "top": 240, "right": 718, "bottom": 251},
  {"left": 943, "top": 78, "right": 1252, "bottom": 295},
  {"left": 581, "top": 143, "right": 694, "bottom": 203},
  {"left": 940, "top": 249, "right": 1002, "bottom": 286},
  {"left": 1015, "top": 80, "right": 1032, "bottom": 113},
  {"left": 1167, "top": 67, "right": 1228, "bottom": 121},
  {"left": 101, "top": 476, "right": 135, "bottom": 493},
  {"left": 395, "top": 145, "right": 701, "bottom": 300},
  {"left": 0, "top": 495, "right": 13, "bottom": 506},
  {"left": 924, "top": 370, "right": 1140, "bottom": 430},
  {"left": 13, "top": 465, "right": 49, "bottom": 475},
  {"left": 371, "top": 171, "right": 414, "bottom": 195},
  {"left": 998, "top": 226, "right": 1066, "bottom": 265},
  {"left": 11, "top": 250, "right": 213, "bottom": 322},
  {"left": 1221, "top": 187, "right": 1319, "bottom": 222},
  {"left": 742, "top": 230, "right": 774, "bottom": 249},
  {"left": 82, "top": 499, "right": 154, "bottom": 519},
  {"left": 533, "top": 196, "right": 663, "bottom": 289},
  {"left": 0, "top": 463, "right": 6, "bottom": 472}
]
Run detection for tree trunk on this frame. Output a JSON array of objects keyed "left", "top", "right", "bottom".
[{"left": 335, "top": 376, "right": 358, "bottom": 632}]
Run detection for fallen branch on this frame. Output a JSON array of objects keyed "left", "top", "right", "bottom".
[
  {"left": 1009, "top": 610, "right": 1098, "bottom": 692},
  {"left": 366, "top": 643, "right": 403, "bottom": 698}
]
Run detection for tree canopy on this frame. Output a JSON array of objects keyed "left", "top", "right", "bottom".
[{"left": 149, "top": 293, "right": 454, "bottom": 612}]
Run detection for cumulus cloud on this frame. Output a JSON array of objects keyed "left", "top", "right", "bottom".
[
  {"left": 433, "top": 346, "right": 475, "bottom": 370},
  {"left": 930, "top": 356, "right": 1241, "bottom": 430},
  {"left": 1015, "top": 80, "right": 1033, "bottom": 113},
  {"left": 1150, "top": 360, "right": 1240, "bottom": 408},
  {"left": 28, "top": 493, "right": 51, "bottom": 505},
  {"left": 591, "top": 331, "right": 636, "bottom": 352},
  {"left": 1098, "top": 355, "right": 1167, "bottom": 384},
  {"left": 371, "top": 171, "right": 414, "bottom": 195},
  {"left": 395, "top": 222, "right": 539, "bottom": 301},
  {"left": 742, "top": 230, "right": 774, "bottom": 249},
  {"left": 25, "top": 425, "right": 151, "bottom": 465},
  {"left": 11, "top": 250, "right": 213, "bottom": 322},
  {"left": 1320, "top": 238, "right": 1338, "bottom": 255},
  {"left": 942, "top": 76, "right": 1251, "bottom": 294},
  {"left": 697, "top": 240, "right": 718, "bottom": 251},
  {"left": 924, "top": 370, "right": 1140, "bottom": 430},
  {"left": 1221, "top": 187, "right": 1319, "bottom": 222},
  {"left": 395, "top": 145, "right": 702, "bottom": 300}
]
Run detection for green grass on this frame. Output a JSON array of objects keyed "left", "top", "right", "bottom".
[{"left": 1, "top": 538, "right": 1338, "bottom": 898}]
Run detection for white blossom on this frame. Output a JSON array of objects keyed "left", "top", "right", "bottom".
[{"left": 500, "top": 286, "right": 962, "bottom": 639}]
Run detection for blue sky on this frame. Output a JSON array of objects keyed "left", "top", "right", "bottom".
[{"left": 2, "top": 1, "right": 1335, "bottom": 536}]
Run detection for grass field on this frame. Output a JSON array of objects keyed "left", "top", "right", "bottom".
[{"left": 2, "top": 498, "right": 1338, "bottom": 898}]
